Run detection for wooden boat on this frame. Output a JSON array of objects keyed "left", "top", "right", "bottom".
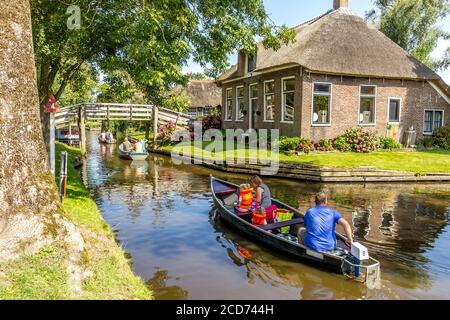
[
  {"left": 98, "top": 136, "right": 116, "bottom": 144},
  {"left": 118, "top": 143, "right": 148, "bottom": 161},
  {"left": 210, "top": 176, "right": 380, "bottom": 282}
]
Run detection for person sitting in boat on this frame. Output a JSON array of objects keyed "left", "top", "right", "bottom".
[
  {"left": 123, "top": 136, "right": 133, "bottom": 152},
  {"left": 249, "top": 175, "right": 277, "bottom": 223},
  {"left": 134, "top": 139, "right": 143, "bottom": 153},
  {"left": 298, "top": 192, "right": 353, "bottom": 252},
  {"left": 100, "top": 131, "right": 106, "bottom": 141},
  {"left": 106, "top": 131, "right": 114, "bottom": 141}
]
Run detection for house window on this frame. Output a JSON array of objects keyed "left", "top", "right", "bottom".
[
  {"left": 225, "top": 88, "right": 232, "bottom": 121},
  {"left": 359, "top": 85, "right": 376, "bottom": 125},
  {"left": 247, "top": 55, "right": 256, "bottom": 73},
  {"left": 424, "top": 110, "right": 443, "bottom": 134},
  {"left": 282, "top": 77, "right": 295, "bottom": 122},
  {"left": 388, "top": 98, "right": 401, "bottom": 123},
  {"left": 249, "top": 83, "right": 258, "bottom": 114},
  {"left": 236, "top": 86, "right": 244, "bottom": 121},
  {"left": 264, "top": 80, "right": 275, "bottom": 122},
  {"left": 312, "top": 82, "right": 331, "bottom": 125}
]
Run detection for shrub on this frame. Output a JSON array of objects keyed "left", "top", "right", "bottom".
[
  {"left": 431, "top": 124, "right": 450, "bottom": 150},
  {"left": 159, "top": 121, "right": 177, "bottom": 144},
  {"left": 298, "top": 138, "right": 315, "bottom": 154},
  {"left": 332, "top": 136, "right": 352, "bottom": 152},
  {"left": 315, "top": 139, "right": 334, "bottom": 152},
  {"left": 278, "top": 136, "right": 302, "bottom": 152},
  {"left": 378, "top": 137, "right": 402, "bottom": 150},
  {"left": 202, "top": 114, "right": 222, "bottom": 131},
  {"left": 277, "top": 136, "right": 315, "bottom": 153},
  {"left": 334, "top": 127, "right": 379, "bottom": 153},
  {"left": 421, "top": 136, "right": 435, "bottom": 148}
]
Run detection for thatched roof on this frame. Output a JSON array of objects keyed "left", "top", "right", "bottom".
[
  {"left": 169, "top": 80, "right": 221, "bottom": 107},
  {"left": 218, "top": 8, "right": 441, "bottom": 83}
]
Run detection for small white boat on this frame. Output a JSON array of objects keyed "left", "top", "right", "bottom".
[{"left": 118, "top": 143, "right": 148, "bottom": 161}]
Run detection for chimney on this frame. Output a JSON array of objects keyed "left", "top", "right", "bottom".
[{"left": 333, "top": 0, "right": 349, "bottom": 10}]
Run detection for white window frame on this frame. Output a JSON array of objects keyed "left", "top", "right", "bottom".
[
  {"left": 423, "top": 109, "right": 444, "bottom": 135},
  {"left": 359, "top": 84, "right": 377, "bottom": 126},
  {"left": 235, "top": 86, "right": 244, "bottom": 122},
  {"left": 311, "top": 82, "right": 332, "bottom": 127},
  {"left": 281, "top": 76, "right": 295, "bottom": 124},
  {"left": 224, "top": 88, "right": 233, "bottom": 122},
  {"left": 249, "top": 82, "right": 258, "bottom": 130},
  {"left": 387, "top": 97, "right": 402, "bottom": 124},
  {"left": 263, "top": 80, "right": 275, "bottom": 122}
]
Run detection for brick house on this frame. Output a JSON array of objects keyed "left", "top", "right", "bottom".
[{"left": 216, "top": 0, "right": 450, "bottom": 143}]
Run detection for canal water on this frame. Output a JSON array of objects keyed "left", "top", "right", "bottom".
[{"left": 84, "top": 133, "right": 450, "bottom": 299}]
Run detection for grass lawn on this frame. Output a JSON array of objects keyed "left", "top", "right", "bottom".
[
  {"left": 0, "top": 143, "right": 152, "bottom": 300},
  {"left": 161, "top": 141, "right": 450, "bottom": 174}
]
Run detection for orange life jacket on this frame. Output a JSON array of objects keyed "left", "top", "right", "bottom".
[
  {"left": 239, "top": 186, "right": 253, "bottom": 210},
  {"left": 252, "top": 211, "right": 266, "bottom": 225}
]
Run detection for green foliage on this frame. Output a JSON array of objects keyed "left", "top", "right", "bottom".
[
  {"left": 32, "top": 0, "right": 295, "bottom": 110},
  {"left": 366, "top": 0, "right": 450, "bottom": 70},
  {"left": 430, "top": 123, "right": 450, "bottom": 149},
  {"left": 162, "top": 92, "right": 192, "bottom": 112},
  {"left": 332, "top": 136, "right": 352, "bottom": 152},
  {"left": 378, "top": 137, "right": 402, "bottom": 149},
  {"left": 58, "top": 63, "right": 98, "bottom": 106},
  {"left": 278, "top": 136, "right": 302, "bottom": 152}
]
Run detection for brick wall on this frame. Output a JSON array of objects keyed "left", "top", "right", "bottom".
[
  {"left": 221, "top": 70, "right": 450, "bottom": 142},
  {"left": 221, "top": 66, "right": 302, "bottom": 137},
  {"left": 302, "top": 73, "right": 450, "bottom": 142}
]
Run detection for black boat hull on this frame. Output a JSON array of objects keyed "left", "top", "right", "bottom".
[{"left": 211, "top": 176, "right": 345, "bottom": 273}]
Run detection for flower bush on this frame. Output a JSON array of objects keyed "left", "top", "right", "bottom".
[
  {"left": 277, "top": 136, "right": 315, "bottom": 154},
  {"left": 202, "top": 114, "right": 221, "bottom": 131},
  {"left": 378, "top": 137, "right": 402, "bottom": 150},
  {"left": 298, "top": 138, "right": 315, "bottom": 154},
  {"left": 333, "top": 127, "right": 379, "bottom": 153},
  {"left": 315, "top": 139, "right": 334, "bottom": 152},
  {"left": 159, "top": 121, "right": 177, "bottom": 144}
]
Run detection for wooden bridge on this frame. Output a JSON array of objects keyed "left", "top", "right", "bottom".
[{"left": 55, "top": 102, "right": 193, "bottom": 155}]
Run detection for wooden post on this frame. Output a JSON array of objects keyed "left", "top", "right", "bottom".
[
  {"left": 145, "top": 122, "right": 150, "bottom": 140},
  {"left": 106, "top": 105, "right": 110, "bottom": 130},
  {"left": 153, "top": 106, "right": 158, "bottom": 150},
  {"left": 78, "top": 106, "right": 86, "bottom": 157}
]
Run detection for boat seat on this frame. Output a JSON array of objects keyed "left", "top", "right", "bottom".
[
  {"left": 213, "top": 181, "right": 237, "bottom": 196},
  {"left": 258, "top": 217, "right": 304, "bottom": 231}
]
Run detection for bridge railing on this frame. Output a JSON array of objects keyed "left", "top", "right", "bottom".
[{"left": 55, "top": 102, "right": 193, "bottom": 127}]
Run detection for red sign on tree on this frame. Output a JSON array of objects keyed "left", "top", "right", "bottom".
[{"left": 44, "top": 95, "right": 61, "bottom": 113}]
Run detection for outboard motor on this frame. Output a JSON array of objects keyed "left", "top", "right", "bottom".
[{"left": 342, "top": 242, "right": 381, "bottom": 288}]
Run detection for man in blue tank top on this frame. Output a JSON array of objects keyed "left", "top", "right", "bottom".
[{"left": 298, "top": 192, "right": 353, "bottom": 252}]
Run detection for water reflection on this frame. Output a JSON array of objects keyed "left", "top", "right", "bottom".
[{"left": 83, "top": 132, "right": 450, "bottom": 299}]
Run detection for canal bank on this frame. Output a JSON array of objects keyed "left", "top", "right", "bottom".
[
  {"left": 151, "top": 148, "right": 450, "bottom": 183},
  {"left": 0, "top": 143, "right": 152, "bottom": 299},
  {"left": 83, "top": 132, "right": 450, "bottom": 299}
]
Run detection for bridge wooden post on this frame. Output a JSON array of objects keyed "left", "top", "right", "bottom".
[
  {"left": 106, "top": 105, "right": 110, "bottom": 130},
  {"left": 152, "top": 106, "right": 159, "bottom": 150},
  {"left": 77, "top": 105, "right": 86, "bottom": 157}
]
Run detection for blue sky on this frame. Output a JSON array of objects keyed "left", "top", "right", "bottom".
[{"left": 183, "top": 0, "right": 450, "bottom": 82}]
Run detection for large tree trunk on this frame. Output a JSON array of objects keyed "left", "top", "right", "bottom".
[{"left": 0, "top": 0, "right": 83, "bottom": 271}]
